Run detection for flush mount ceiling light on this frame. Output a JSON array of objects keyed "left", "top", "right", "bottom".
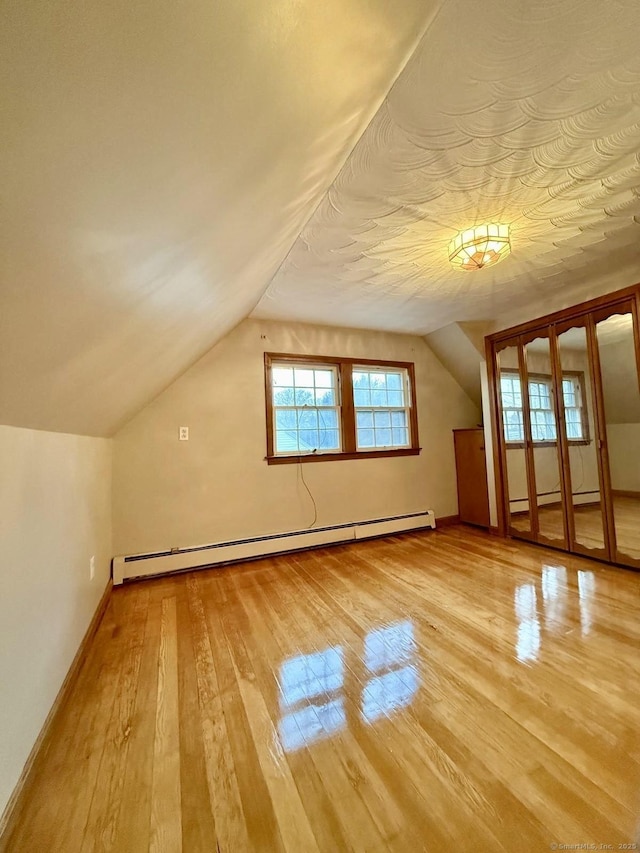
[{"left": 448, "top": 224, "right": 511, "bottom": 271}]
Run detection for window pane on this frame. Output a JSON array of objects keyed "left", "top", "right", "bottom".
[
  {"left": 318, "top": 409, "right": 338, "bottom": 429},
  {"left": 373, "top": 411, "right": 391, "bottom": 429},
  {"left": 387, "top": 373, "right": 402, "bottom": 390},
  {"left": 294, "top": 387, "right": 315, "bottom": 405},
  {"left": 294, "top": 368, "right": 315, "bottom": 386},
  {"left": 275, "top": 431, "right": 301, "bottom": 453},
  {"left": 275, "top": 410, "right": 298, "bottom": 430},
  {"left": 298, "top": 409, "right": 318, "bottom": 430},
  {"left": 358, "top": 428, "right": 375, "bottom": 447},
  {"left": 354, "top": 389, "right": 371, "bottom": 407},
  {"left": 371, "top": 389, "right": 387, "bottom": 407},
  {"left": 273, "top": 368, "right": 293, "bottom": 387},
  {"left": 315, "top": 388, "right": 335, "bottom": 406},
  {"left": 356, "top": 411, "right": 374, "bottom": 428},
  {"left": 299, "top": 429, "right": 319, "bottom": 448},
  {"left": 504, "top": 410, "right": 523, "bottom": 441},
  {"left": 273, "top": 387, "right": 296, "bottom": 406},
  {"left": 391, "top": 411, "right": 407, "bottom": 427},
  {"left": 314, "top": 370, "right": 333, "bottom": 388},
  {"left": 375, "top": 428, "right": 392, "bottom": 447},
  {"left": 387, "top": 390, "right": 404, "bottom": 407},
  {"left": 318, "top": 429, "right": 340, "bottom": 450},
  {"left": 392, "top": 427, "right": 408, "bottom": 445}
]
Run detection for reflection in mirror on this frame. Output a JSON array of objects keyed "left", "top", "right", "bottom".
[
  {"left": 596, "top": 313, "right": 640, "bottom": 561},
  {"left": 524, "top": 337, "right": 565, "bottom": 544},
  {"left": 596, "top": 313, "right": 640, "bottom": 562},
  {"left": 497, "top": 345, "right": 531, "bottom": 533},
  {"left": 596, "top": 312, "right": 640, "bottom": 562},
  {"left": 556, "top": 325, "right": 606, "bottom": 552}
]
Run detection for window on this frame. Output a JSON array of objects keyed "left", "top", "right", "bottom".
[
  {"left": 528, "top": 378, "right": 556, "bottom": 441},
  {"left": 353, "top": 368, "right": 411, "bottom": 450},
  {"left": 562, "top": 375, "right": 585, "bottom": 440},
  {"left": 271, "top": 363, "right": 341, "bottom": 455},
  {"left": 500, "top": 370, "right": 588, "bottom": 444},
  {"left": 265, "top": 354, "right": 420, "bottom": 463}
]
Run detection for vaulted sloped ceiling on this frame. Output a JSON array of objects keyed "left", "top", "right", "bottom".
[
  {"left": 254, "top": 0, "right": 640, "bottom": 335},
  {"left": 0, "top": 0, "right": 442, "bottom": 436}
]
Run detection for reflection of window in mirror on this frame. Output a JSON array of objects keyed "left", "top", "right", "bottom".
[{"left": 499, "top": 370, "right": 588, "bottom": 445}]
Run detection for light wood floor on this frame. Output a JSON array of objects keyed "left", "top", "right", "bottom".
[{"left": 2, "top": 526, "right": 640, "bottom": 852}]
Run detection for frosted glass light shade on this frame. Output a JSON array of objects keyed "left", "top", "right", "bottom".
[{"left": 448, "top": 224, "right": 511, "bottom": 270}]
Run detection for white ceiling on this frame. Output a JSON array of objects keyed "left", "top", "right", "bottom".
[
  {"left": 253, "top": 0, "right": 640, "bottom": 336},
  {"left": 0, "top": 0, "right": 441, "bottom": 436}
]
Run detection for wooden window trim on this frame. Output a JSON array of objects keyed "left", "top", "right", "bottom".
[
  {"left": 264, "top": 353, "right": 421, "bottom": 464},
  {"left": 500, "top": 368, "right": 591, "bottom": 447}
]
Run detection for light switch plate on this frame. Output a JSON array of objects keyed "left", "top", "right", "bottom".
[{"left": 179, "top": 427, "right": 189, "bottom": 441}]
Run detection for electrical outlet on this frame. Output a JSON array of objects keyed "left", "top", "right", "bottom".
[
  {"left": 89, "top": 555, "right": 95, "bottom": 581},
  {"left": 179, "top": 426, "right": 189, "bottom": 441}
]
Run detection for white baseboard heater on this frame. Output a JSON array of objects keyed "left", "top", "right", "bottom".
[{"left": 112, "top": 510, "right": 436, "bottom": 585}]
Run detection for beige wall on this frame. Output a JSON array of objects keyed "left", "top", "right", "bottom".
[
  {"left": 113, "top": 319, "right": 480, "bottom": 556},
  {"left": 0, "top": 426, "right": 112, "bottom": 817}
]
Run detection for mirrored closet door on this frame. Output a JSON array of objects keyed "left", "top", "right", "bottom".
[
  {"left": 488, "top": 286, "right": 640, "bottom": 571},
  {"left": 496, "top": 340, "right": 533, "bottom": 538},
  {"left": 593, "top": 301, "right": 640, "bottom": 569},
  {"left": 522, "top": 331, "right": 567, "bottom": 549},
  {"left": 555, "top": 319, "right": 608, "bottom": 560}
]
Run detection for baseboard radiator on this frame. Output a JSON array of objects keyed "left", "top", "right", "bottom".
[{"left": 112, "top": 510, "right": 436, "bottom": 585}]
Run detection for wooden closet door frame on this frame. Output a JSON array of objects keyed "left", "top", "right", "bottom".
[
  {"left": 554, "top": 315, "right": 609, "bottom": 561},
  {"left": 486, "top": 336, "right": 508, "bottom": 536},
  {"left": 521, "top": 327, "right": 569, "bottom": 550},
  {"left": 590, "top": 298, "right": 640, "bottom": 570},
  {"left": 491, "top": 337, "right": 537, "bottom": 540},
  {"left": 485, "top": 282, "right": 640, "bottom": 565},
  {"left": 517, "top": 337, "right": 541, "bottom": 542}
]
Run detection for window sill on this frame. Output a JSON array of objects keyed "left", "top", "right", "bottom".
[{"left": 265, "top": 448, "right": 422, "bottom": 465}]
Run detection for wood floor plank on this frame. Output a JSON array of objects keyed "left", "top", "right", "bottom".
[
  {"left": 3, "top": 527, "right": 639, "bottom": 852},
  {"left": 109, "top": 590, "right": 162, "bottom": 851},
  {"left": 185, "top": 575, "right": 249, "bottom": 853},
  {"left": 149, "top": 597, "right": 182, "bottom": 853}
]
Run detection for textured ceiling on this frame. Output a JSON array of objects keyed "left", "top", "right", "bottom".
[
  {"left": 253, "top": 0, "right": 640, "bottom": 336},
  {"left": 0, "top": 0, "right": 440, "bottom": 436}
]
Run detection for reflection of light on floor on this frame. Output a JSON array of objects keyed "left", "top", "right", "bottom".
[
  {"left": 278, "top": 646, "right": 345, "bottom": 752},
  {"left": 362, "top": 666, "right": 419, "bottom": 723},
  {"left": 276, "top": 621, "right": 420, "bottom": 751},
  {"left": 542, "top": 565, "right": 567, "bottom": 631},
  {"left": 365, "top": 620, "right": 415, "bottom": 673},
  {"left": 279, "top": 647, "right": 344, "bottom": 708},
  {"left": 278, "top": 698, "right": 346, "bottom": 753},
  {"left": 515, "top": 565, "right": 598, "bottom": 662},
  {"left": 362, "top": 621, "right": 418, "bottom": 724},
  {"left": 578, "top": 570, "right": 596, "bottom": 636},
  {"left": 515, "top": 583, "right": 540, "bottom": 663}
]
